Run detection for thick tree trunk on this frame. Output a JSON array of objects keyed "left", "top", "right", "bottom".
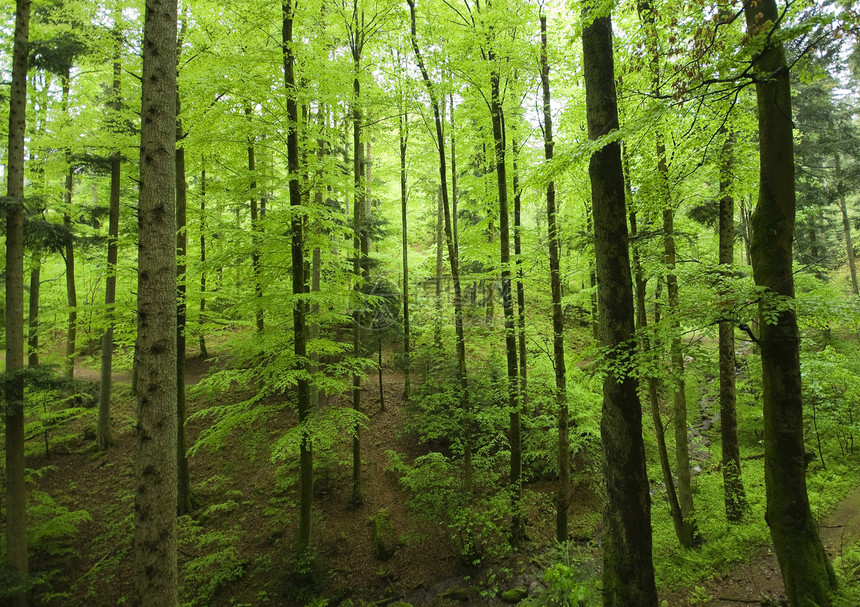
[
  {"left": 5, "top": 1, "right": 31, "bottom": 602},
  {"left": 744, "top": 1, "right": 837, "bottom": 604},
  {"left": 283, "top": 0, "right": 313, "bottom": 551},
  {"left": 408, "top": 0, "right": 473, "bottom": 491},
  {"left": 719, "top": 130, "right": 747, "bottom": 522},
  {"left": 134, "top": 0, "right": 178, "bottom": 603},
  {"left": 540, "top": 13, "right": 570, "bottom": 543},
  {"left": 582, "top": 6, "right": 657, "bottom": 605}
]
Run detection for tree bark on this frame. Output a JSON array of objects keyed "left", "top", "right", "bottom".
[
  {"left": 408, "top": 0, "right": 473, "bottom": 492},
  {"left": 97, "top": 19, "right": 122, "bottom": 450},
  {"left": 834, "top": 153, "right": 858, "bottom": 295},
  {"left": 582, "top": 4, "right": 657, "bottom": 604},
  {"left": 625, "top": 146, "right": 686, "bottom": 547},
  {"left": 61, "top": 69, "right": 77, "bottom": 381},
  {"left": 718, "top": 129, "right": 747, "bottom": 522},
  {"left": 199, "top": 157, "right": 208, "bottom": 359},
  {"left": 284, "top": 0, "right": 313, "bottom": 551},
  {"left": 540, "top": 12, "right": 570, "bottom": 543},
  {"left": 5, "top": 1, "right": 31, "bottom": 602},
  {"left": 399, "top": 84, "right": 410, "bottom": 400},
  {"left": 246, "top": 107, "right": 264, "bottom": 332},
  {"left": 351, "top": 55, "right": 366, "bottom": 508},
  {"left": 744, "top": 1, "right": 837, "bottom": 604},
  {"left": 134, "top": 0, "right": 178, "bottom": 602}
]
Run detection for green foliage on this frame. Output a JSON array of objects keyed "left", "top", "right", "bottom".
[
  {"left": 178, "top": 514, "right": 246, "bottom": 607},
  {"left": 521, "top": 542, "right": 598, "bottom": 607},
  {"left": 386, "top": 450, "right": 511, "bottom": 564}
]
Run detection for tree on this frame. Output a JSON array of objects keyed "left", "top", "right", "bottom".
[
  {"left": 282, "top": 0, "right": 313, "bottom": 553},
  {"left": 743, "top": 0, "right": 837, "bottom": 603},
  {"left": 133, "top": 0, "right": 178, "bottom": 602},
  {"left": 538, "top": 8, "right": 570, "bottom": 543},
  {"left": 97, "top": 6, "right": 123, "bottom": 452},
  {"left": 4, "top": 0, "right": 32, "bottom": 603},
  {"left": 581, "top": 0, "right": 657, "bottom": 603}
]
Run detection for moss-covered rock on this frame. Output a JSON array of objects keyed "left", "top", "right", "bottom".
[
  {"left": 440, "top": 586, "right": 469, "bottom": 601},
  {"left": 371, "top": 508, "right": 396, "bottom": 561},
  {"left": 499, "top": 587, "right": 527, "bottom": 603}
]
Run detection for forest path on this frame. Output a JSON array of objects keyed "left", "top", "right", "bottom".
[
  {"left": 71, "top": 353, "right": 217, "bottom": 386},
  {"left": 681, "top": 483, "right": 860, "bottom": 605}
]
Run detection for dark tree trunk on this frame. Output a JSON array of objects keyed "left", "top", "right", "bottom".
[
  {"left": 582, "top": 5, "right": 657, "bottom": 605},
  {"left": 199, "top": 158, "right": 208, "bottom": 359},
  {"left": 399, "top": 84, "right": 410, "bottom": 400},
  {"left": 5, "top": 0, "right": 31, "bottom": 602},
  {"left": 744, "top": 1, "right": 837, "bottom": 604},
  {"left": 625, "top": 146, "right": 686, "bottom": 547},
  {"left": 718, "top": 129, "right": 747, "bottom": 522},
  {"left": 540, "top": 12, "right": 570, "bottom": 543},
  {"left": 283, "top": 0, "right": 313, "bottom": 551},
  {"left": 351, "top": 61, "right": 366, "bottom": 508},
  {"left": 97, "top": 22, "right": 122, "bottom": 450},
  {"left": 408, "top": 0, "right": 473, "bottom": 491},
  {"left": 246, "top": 106, "right": 264, "bottom": 333},
  {"left": 489, "top": 62, "right": 523, "bottom": 544},
  {"left": 61, "top": 70, "right": 77, "bottom": 381},
  {"left": 28, "top": 257, "right": 40, "bottom": 367},
  {"left": 512, "top": 136, "right": 527, "bottom": 405}
]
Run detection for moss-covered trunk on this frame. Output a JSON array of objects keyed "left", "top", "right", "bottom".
[{"left": 744, "top": 0, "right": 837, "bottom": 604}]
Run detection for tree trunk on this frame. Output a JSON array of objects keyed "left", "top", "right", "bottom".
[
  {"left": 351, "top": 58, "right": 366, "bottom": 508},
  {"left": 625, "top": 146, "right": 687, "bottom": 547},
  {"left": 5, "top": 0, "right": 31, "bottom": 602},
  {"left": 408, "top": 0, "right": 473, "bottom": 492},
  {"left": 435, "top": 187, "right": 444, "bottom": 349},
  {"left": 719, "top": 129, "right": 747, "bottom": 522},
  {"left": 744, "top": 1, "right": 837, "bottom": 604},
  {"left": 61, "top": 69, "right": 77, "bottom": 381},
  {"left": 834, "top": 153, "right": 858, "bottom": 295},
  {"left": 283, "top": 0, "right": 313, "bottom": 551},
  {"left": 97, "top": 39, "right": 121, "bottom": 450},
  {"left": 399, "top": 86, "right": 410, "bottom": 400},
  {"left": 28, "top": 257, "right": 40, "bottom": 367},
  {"left": 134, "top": 0, "right": 178, "bottom": 602},
  {"left": 582, "top": 5, "right": 657, "bottom": 604},
  {"left": 489, "top": 62, "right": 523, "bottom": 544},
  {"left": 512, "top": 135, "right": 527, "bottom": 405},
  {"left": 540, "top": 12, "right": 570, "bottom": 543},
  {"left": 246, "top": 106, "right": 264, "bottom": 332},
  {"left": 199, "top": 158, "right": 208, "bottom": 359}
]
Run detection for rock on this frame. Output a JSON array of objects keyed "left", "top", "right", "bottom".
[
  {"left": 500, "top": 587, "right": 528, "bottom": 603},
  {"left": 440, "top": 586, "right": 470, "bottom": 601},
  {"left": 371, "top": 508, "right": 396, "bottom": 561}
]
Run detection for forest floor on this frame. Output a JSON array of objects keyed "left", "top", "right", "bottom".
[{"left": 17, "top": 343, "right": 860, "bottom": 606}]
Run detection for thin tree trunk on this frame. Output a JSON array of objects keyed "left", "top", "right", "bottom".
[
  {"left": 624, "top": 146, "right": 687, "bottom": 547},
  {"left": 540, "top": 12, "right": 570, "bottom": 543},
  {"left": 283, "top": 0, "right": 313, "bottom": 551},
  {"left": 246, "top": 107, "right": 264, "bottom": 332},
  {"left": 719, "top": 129, "right": 747, "bottom": 522},
  {"left": 62, "top": 70, "right": 77, "bottom": 381},
  {"left": 744, "top": 1, "right": 837, "bottom": 603},
  {"left": 97, "top": 14, "right": 122, "bottom": 450},
  {"left": 512, "top": 136, "right": 527, "bottom": 404},
  {"left": 199, "top": 157, "right": 208, "bottom": 359},
  {"left": 134, "top": 0, "right": 178, "bottom": 601},
  {"left": 582, "top": 4, "right": 657, "bottom": 603},
  {"left": 834, "top": 153, "right": 858, "bottom": 295},
  {"left": 450, "top": 93, "right": 459, "bottom": 258},
  {"left": 28, "top": 257, "right": 40, "bottom": 367},
  {"left": 435, "top": 187, "right": 444, "bottom": 349},
  {"left": 408, "top": 0, "right": 473, "bottom": 492},
  {"left": 489, "top": 62, "right": 523, "bottom": 544},
  {"left": 399, "top": 84, "right": 410, "bottom": 400},
  {"left": 5, "top": 0, "right": 31, "bottom": 601},
  {"left": 351, "top": 56, "right": 366, "bottom": 507}
]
